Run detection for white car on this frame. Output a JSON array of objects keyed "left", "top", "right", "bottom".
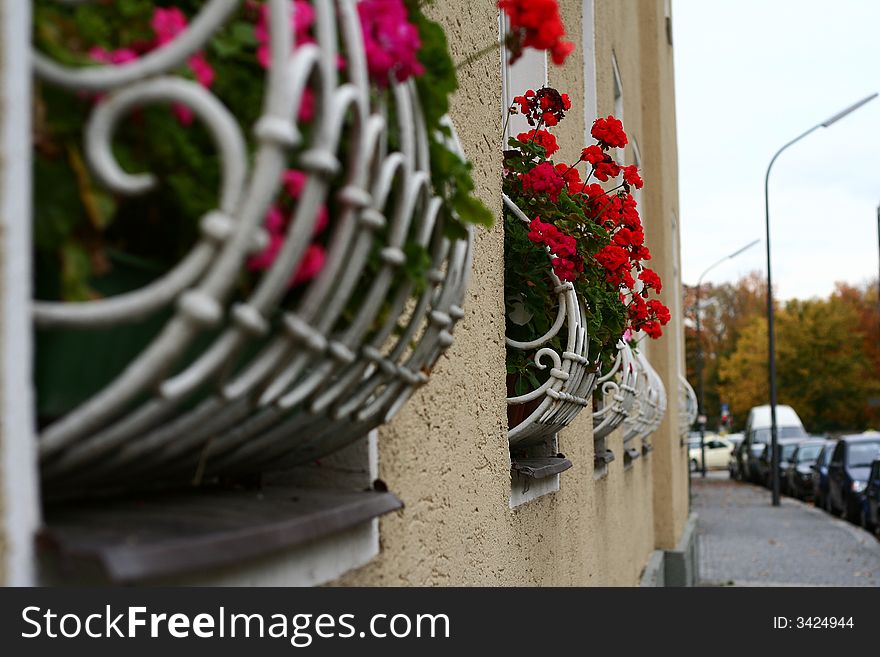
[{"left": 689, "top": 437, "right": 734, "bottom": 471}]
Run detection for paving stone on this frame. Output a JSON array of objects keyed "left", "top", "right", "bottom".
[{"left": 691, "top": 474, "right": 880, "bottom": 587}]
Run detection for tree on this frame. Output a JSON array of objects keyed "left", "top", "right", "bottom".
[
  {"left": 715, "top": 284, "right": 880, "bottom": 433},
  {"left": 775, "top": 296, "right": 875, "bottom": 432},
  {"left": 717, "top": 316, "right": 768, "bottom": 429},
  {"left": 684, "top": 271, "right": 767, "bottom": 429}
]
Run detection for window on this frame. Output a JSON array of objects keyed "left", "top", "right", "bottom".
[
  {"left": 847, "top": 442, "right": 880, "bottom": 468},
  {"left": 501, "top": 14, "right": 573, "bottom": 507},
  {"left": 831, "top": 442, "right": 845, "bottom": 466}
]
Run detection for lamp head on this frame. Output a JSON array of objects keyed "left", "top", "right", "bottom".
[{"left": 821, "top": 93, "right": 878, "bottom": 127}]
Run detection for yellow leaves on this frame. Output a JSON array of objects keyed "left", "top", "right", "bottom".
[{"left": 66, "top": 143, "right": 115, "bottom": 231}]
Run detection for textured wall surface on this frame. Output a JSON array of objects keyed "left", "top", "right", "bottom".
[
  {"left": 337, "top": 0, "right": 682, "bottom": 587},
  {"left": 593, "top": 0, "right": 687, "bottom": 550},
  {"left": 3, "top": 1, "right": 684, "bottom": 589}
]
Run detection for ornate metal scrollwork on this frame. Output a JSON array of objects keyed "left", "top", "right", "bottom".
[
  {"left": 502, "top": 194, "right": 598, "bottom": 446},
  {"left": 679, "top": 374, "right": 698, "bottom": 438},
  {"left": 591, "top": 340, "right": 638, "bottom": 441},
  {"left": 34, "top": 0, "right": 473, "bottom": 494},
  {"left": 622, "top": 343, "right": 667, "bottom": 447}
]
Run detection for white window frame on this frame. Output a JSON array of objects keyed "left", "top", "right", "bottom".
[
  {"left": 1, "top": 0, "right": 41, "bottom": 586},
  {"left": 500, "top": 16, "right": 562, "bottom": 508}
]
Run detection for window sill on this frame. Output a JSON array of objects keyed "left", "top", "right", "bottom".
[
  {"left": 37, "top": 485, "right": 402, "bottom": 584},
  {"left": 511, "top": 456, "right": 573, "bottom": 479},
  {"left": 623, "top": 446, "right": 641, "bottom": 469}
]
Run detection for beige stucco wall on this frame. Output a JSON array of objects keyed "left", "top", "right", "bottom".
[
  {"left": 1, "top": 1, "right": 683, "bottom": 589},
  {"left": 337, "top": 0, "right": 683, "bottom": 587},
  {"left": 593, "top": 0, "right": 688, "bottom": 550}
]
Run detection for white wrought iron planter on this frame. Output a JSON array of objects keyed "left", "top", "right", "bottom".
[
  {"left": 591, "top": 339, "right": 638, "bottom": 441},
  {"left": 622, "top": 343, "right": 667, "bottom": 450},
  {"left": 34, "top": 0, "right": 474, "bottom": 496},
  {"left": 502, "top": 194, "right": 598, "bottom": 447},
  {"left": 679, "top": 375, "right": 698, "bottom": 440}
]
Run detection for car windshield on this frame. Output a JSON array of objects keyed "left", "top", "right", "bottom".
[
  {"left": 781, "top": 444, "right": 797, "bottom": 460},
  {"left": 847, "top": 441, "right": 880, "bottom": 468},
  {"left": 796, "top": 445, "right": 823, "bottom": 462}
]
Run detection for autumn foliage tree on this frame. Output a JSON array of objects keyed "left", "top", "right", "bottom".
[
  {"left": 687, "top": 274, "right": 880, "bottom": 433},
  {"left": 684, "top": 272, "right": 767, "bottom": 429}
]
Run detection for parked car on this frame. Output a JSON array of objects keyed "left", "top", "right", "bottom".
[
  {"left": 753, "top": 443, "right": 771, "bottom": 486},
  {"left": 861, "top": 459, "right": 880, "bottom": 535},
  {"left": 725, "top": 432, "right": 744, "bottom": 450},
  {"left": 741, "top": 405, "right": 807, "bottom": 484},
  {"left": 727, "top": 433, "right": 745, "bottom": 479},
  {"left": 756, "top": 438, "right": 800, "bottom": 490},
  {"left": 689, "top": 436, "right": 733, "bottom": 471},
  {"left": 774, "top": 439, "right": 804, "bottom": 494},
  {"left": 785, "top": 440, "right": 831, "bottom": 500},
  {"left": 731, "top": 438, "right": 752, "bottom": 481},
  {"left": 827, "top": 432, "right": 880, "bottom": 522},
  {"left": 812, "top": 441, "right": 836, "bottom": 509}
]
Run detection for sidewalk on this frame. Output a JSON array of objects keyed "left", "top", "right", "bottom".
[{"left": 691, "top": 473, "right": 880, "bottom": 586}]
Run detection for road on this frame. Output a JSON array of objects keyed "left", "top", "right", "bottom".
[{"left": 691, "top": 472, "right": 880, "bottom": 586}]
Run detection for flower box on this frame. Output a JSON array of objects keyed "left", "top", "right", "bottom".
[{"left": 32, "top": 0, "right": 487, "bottom": 497}]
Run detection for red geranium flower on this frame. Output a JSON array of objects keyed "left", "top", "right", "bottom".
[
  {"left": 622, "top": 164, "right": 643, "bottom": 189},
  {"left": 639, "top": 268, "right": 662, "bottom": 293},
  {"left": 520, "top": 161, "right": 565, "bottom": 202},
  {"left": 593, "top": 159, "right": 621, "bottom": 182},
  {"left": 499, "top": 0, "right": 575, "bottom": 66},
  {"left": 580, "top": 145, "right": 605, "bottom": 165},
  {"left": 517, "top": 129, "right": 559, "bottom": 156},
  {"left": 642, "top": 321, "right": 663, "bottom": 338},
  {"left": 595, "top": 245, "right": 629, "bottom": 272},
  {"left": 591, "top": 115, "right": 628, "bottom": 148},
  {"left": 554, "top": 164, "right": 582, "bottom": 194}
]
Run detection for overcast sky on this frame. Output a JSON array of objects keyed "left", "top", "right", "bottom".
[{"left": 673, "top": 0, "right": 880, "bottom": 300}]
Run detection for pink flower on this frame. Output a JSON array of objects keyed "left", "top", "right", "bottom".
[
  {"left": 89, "top": 47, "right": 139, "bottom": 66},
  {"left": 145, "top": 7, "right": 214, "bottom": 124},
  {"left": 298, "top": 88, "right": 315, "bottom": 123},
  {"left": 357, "top": 0, "right": 424, "bottom": 87},
  {"left": 282, "top": 170, "right": 328, "bottom": 233},
  {"left": 188, "top": 52, "right": 215, "bottom": 88},
  {"left": 247, "top": 169, "right": 330, "bottom": 287},
  {"left": 264, "top": 205, "right": 286, "bottom": 234},
  {"left": 151, "top": 7, "right": 188, "bottom": 46},
  {"left": 172, "top": 104, "right": 194, "bottom": 126},
  {"left": 247, "top": 231, "right": 327, "bottom": 288},
  {"left": 520, "top": 161, "right": 565, "bottom": 202},
  {"left": 247, "top": 231, "right": 284, "bottom": 271},
  {"left": 291, "top": 244, "right": 326, "bottom": 286},
  {"left": 87, "top": 48, "right": 139, "bottom": 102}
]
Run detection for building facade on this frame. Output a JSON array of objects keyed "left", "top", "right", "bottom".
[{"left": 0, "top": 0, "right": 693, "bottom": 587}]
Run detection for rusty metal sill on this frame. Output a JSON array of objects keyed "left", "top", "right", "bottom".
[
  {"left": 511, "top": 456, "right": 573, "bottom": 479},
  {"left": 623, "top": 446, "right": 641, "bottom": 469},
  {"left": 594, "top": 449, "right": 615, "bottom": 467},
  {"left": 37, "top": 485, "right": 402, "bottom": 584}
]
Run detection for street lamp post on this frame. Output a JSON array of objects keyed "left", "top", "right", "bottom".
[
  {"left": 764, "top": 92, "right": 878, "bottom": 507},
  {"left": 694, "top": 239, "right": 760, "bottom": 477}
]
